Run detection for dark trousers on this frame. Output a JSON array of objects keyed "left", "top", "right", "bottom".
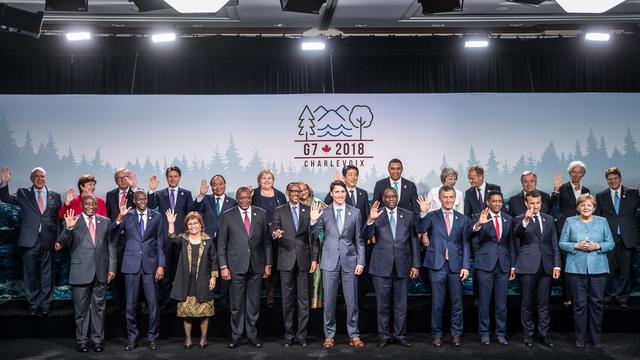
[
  {"left": 429, "top": 263, "right": 464, "bottom": 337},
  {"left": 125, "top": 268, "right": 159, "bottom": 343},
  {"left": 229, "top": 269, "right": 262, "bottom": 342},
  {"left": 72, "top": 276, "right": 107, "bottom": 345},
  {"left": 476, "top": 264, "right": 508, "bottom": 337},
  {"left": 21, "top": 240, "right": 53, "bottom": 311},
  {"left": 159, "top": 242, "right": 178, "bottom": 305},
  {"left": 280, "top": 263, "right": 310, "bottom": 342},
  {"left": 519, "top": 266, "right": 552, "bottom": 337},
  {"left": 114, "top": 233, "right": 127, "bottom": 306},
  {"left": 372, "top": 270, "right": 409, "bottom": 340},
  {"left": 606, "top": 234, "right": 633, "bottom": 304},
  {"left": 567, "top": 274, "right": 607, "bottom": 344}
]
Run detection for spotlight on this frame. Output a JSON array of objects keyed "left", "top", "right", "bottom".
[
  {"left": 151, "top": 32, "right": 176, "bottom": 43},
  {"left": 464, "top": 39, "right": 489, "bottom": 48},
  {"left": 585, "top": 32, "right": 611, "bottom": 42},
  {"left": 301, "top": 41, "right": 326, "bottom": 51},
  {"left": 66, "top": 32, "right": 91, "bottom": 41}
]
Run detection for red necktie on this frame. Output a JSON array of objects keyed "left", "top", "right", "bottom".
[
  {"left": 243, "top": 211, "right": 251, "bottom": 235},
  {"left": 444, "top": 211, "right": 451, "bottom": 260},
  {"left": 494, "top": 214, "right": 501, "bottom": 242},
  {"left": 120, "top": 191, "right": 126, "bottom": 206},
  {"left": 88, "top": 216, "right": 96, "bottom": 246}
]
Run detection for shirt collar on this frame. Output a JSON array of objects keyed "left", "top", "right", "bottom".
[{"left": 239, "top": 206, "right": 252, "bottom": 214}]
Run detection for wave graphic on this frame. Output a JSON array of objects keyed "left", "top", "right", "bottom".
[
  {"left": 317, "top": 124, "right": 353, "bottom": 131},
  {"left": 317, "top": 131, "right": 353, "bottom": 138}
]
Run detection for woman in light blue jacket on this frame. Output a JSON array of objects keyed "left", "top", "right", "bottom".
[{"left": 559, "top": 194, "right": 614, "bottom": 348}]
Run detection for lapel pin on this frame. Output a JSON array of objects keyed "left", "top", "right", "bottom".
[
  {"left": 400, "top": 214, "right": 403, "bottom": 218},
  {"left": 180, "top": 191, "right": 184, "bottom": 196},
  {"left": 404, "top": 185, "right": 407, "bottom": 189},
  {"left": 203, "top": 241, "right": 207, "bottom": 246},
  {"left": 97, "top": 220, "right": 101, "bottom": 224},
  {"left": 253, "top": 212, "right": 256, "bottom": 216},
  {"left": 348, "top": 212, "right": 351, "bottom": 216},
  {"left": 301, "top": 208, "right": 306, "bottom": 212}
]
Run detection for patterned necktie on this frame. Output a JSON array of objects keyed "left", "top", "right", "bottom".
[
  {"left": 243, "top": 211, "right": 251, "bottom": 235},
  {"left": 138, "top": 213, "right": 145, "bottom": 237},
  {"left": 533, "top": 214, "right": 542, "bottom": 236},
  {"left": 336, "top": 208, "right": 343, "bottom": 234},
  {"left": 215, "top": 197, "right": 221, "bottom": 216},
  {"left": 393, "top": 181, "right": 399, "bottom": 193},
  {"left": 169, "top": 189, "right": 176, "bottom": 210},
  {"left": 477, "top": 188, "right": 483, "bottom": 206},
  {"left": 614, "top": 191, "right": 621, "bottom": 234},
  {"left": 389, "top": 210, "right": 396, "bottom": 239},
  {"left": 494, "top": 214, "right": 501, "bottom": 241},
  {"left": 349, "top": 190, "right": 356, "bottom": 206},
  {"left": 120, "top": 191, "right": 127, "bottom": 206},
  {"left": 37, "top": 190, "right": 45, "bottom": 214},
  {"left": 292, "top": 206, "right": 299, "bottom": 231},
  {"left": 88, "top": 215, "right": 96, "bottom": 246}
]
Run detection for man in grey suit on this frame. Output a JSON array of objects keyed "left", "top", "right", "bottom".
[
  {"left": 272, "top": 182, "right": 319, "bottom": 347},
  {"left": 310, "top": 180, "right": 365, "bottom": 348},
  {"left": 366, "top": 187, "right": 420, "bottom": 348},
  {"left": 56, "top": 195, "right": 117, "bottom": 353},
  {"left": 218, "top": 186, "right": 272, "bottom": 349},
  {"left": 0, "top": 165, "right": 62, "bottom": 316}
]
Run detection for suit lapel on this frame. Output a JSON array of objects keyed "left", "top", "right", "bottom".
[
  {"left": 249, "top": 209, "right": 257, "bottom": 237},
  {"left": 26, "top": 187, "right": 39, "bottom": 213},
  {"left": 76, "top": 216, "right": 93, "bottom": 247}
]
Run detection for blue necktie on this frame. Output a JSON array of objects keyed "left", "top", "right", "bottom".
[
  {"left": 389, "top": 210, "right": 397, "bottom": 240},
  {"left": 614, "top": 191, "right": 621, "bottom": 234},
  {"left": 393, "top": 181, "right": 399, "bottom": 193},
  {"left": 336, "top": 208, "right": 343, "bottom": 234},
  {"left": 169, "top": 189, "right": 176, "bottom": 210},
  {"left": 292, "top": 206, "right": 299, "bottom": 231},
  {"left": 215, "top": 197, "right": 221, "bottom": 216},
  {"left": 138, "top": 213, "right": 145, "bottom": 237}
]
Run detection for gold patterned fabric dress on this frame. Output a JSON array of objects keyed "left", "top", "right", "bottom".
[
  {"left": 176, "top": 241, "right": 215, "bottom": 317},
  {"left": 306, "top": 196, "right": 326, "bottom": 309}
]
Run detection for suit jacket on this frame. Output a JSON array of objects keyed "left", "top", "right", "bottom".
[
  {"left": 472, "top": 211, "right": 516, "bottom": 273},
  {"left": 194, "top": 194, "right": 237, "bottom": 240},
  {"left": 559, "top": 216, "right": 614, "bottom": 275},
  {"left": 57, "top": 214, "right": 116, "bottom": 285},
  {"left": 595, "top": 186, "right": 640, "bottom": 248},
  {"left": 170, "top": 233, "right": 217, "bottom": 302},
  {"left": 106, "top": 187, "right": 135, "bottom": 221},
  {"left": 551, "top": 182, "right": 590, "bottom": 234},
  {"left": 272, "top": 203, "right": 319, "bottom": 271},
  {"left": 112, "top": 209, "right": 166, "bottom": 274},
  {"left": 373, "top": 177, "right": 419, "bottom": 215},
  {"left": 148, "top": 187, "right": 194, "bottom": 235},
  {"left": 217, "top": 206, "right": 272, "bottom": 274},
  {"left": 324, "top": 186, "right": 370, "bottom": 226},
  {"left": 513, "top": 213, "right": 561, "bottom": 275},
  {"left": 507, "top": 190, "right": 552, "bottom": 217},
  {"left": 0, "top": 185, "right": 61, "bottom": 248},
  {"left": 417, "top": 209, "right": 471, "bottom": 272},
  {"left": 366, "top": 207, "right": 420, "bottom": 278},
  {"left": 464, "top": 183, "right": 501, "bottom": 218},
  {"left": 311, "top": 204, "right": 365, "bottom": 272}
]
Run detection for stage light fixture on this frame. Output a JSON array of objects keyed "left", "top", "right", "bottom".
[
  {"left": 280, "top": 0, "right": 327, "bottom": 14},
  {"left": 152, "top": 32, "right": 177, "bottom": 43},
  {"left": 163, "top": 0, "right": 230, "bottom": 13},
  {"left": 66, "top": 31, "right": 91, "bottom": 41},
  {"left": 464, "top": 39, "right": 489, "bottom": 48},
  {"left": 556, "top": 0, "right": 625, "bottom": 13},
  {"left": 45, "top": 0, "right": 88, "bottom": 12},
  {"left": 0, "top": 4, "right": 44, "bottom": 38},
  {"left": 585, "top": 32, "right": 611, "bottom": 42},
  {"left": 301, "top": 41, "right": 326, "bottom": 51},
  {"left": 418, "top": 0, "right": 463, "bottom": 14}
]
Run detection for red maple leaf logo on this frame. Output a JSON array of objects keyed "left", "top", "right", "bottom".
[{"left": 322, "top": 144, "right": 332, "bottom": 153}]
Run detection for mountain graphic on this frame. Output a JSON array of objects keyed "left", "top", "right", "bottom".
[{"left": 313, "top": 105, "right": 353, "bottom": 138}]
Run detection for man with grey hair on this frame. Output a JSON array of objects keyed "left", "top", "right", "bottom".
[
  {"left": 0, "top": 165, "right": 62, "bottom": 316},
  {"left": 507, "top": 171, "right": 552, "bottom": 217},
  {"left": 426, "top": 167, "right": 465, "bottom": 214}
]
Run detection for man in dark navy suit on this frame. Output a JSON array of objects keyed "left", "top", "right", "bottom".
[
  {"left": 373, "top": 159, "right": 419, "bottom": 215},
  {"left": 513, "top": 190, "right": 561, "bottom": 347},
  {"left": 112, "top": 189, "right": 166, "bottom": 351},
  {"left": 366, "top": 187, "right": 419, "bottom": 348},
  {"left": 507, "top": 170, "right": 552, "bottom": 217},
  {"left": 464, "top": 165, "right": 501, "bottom": 218}
]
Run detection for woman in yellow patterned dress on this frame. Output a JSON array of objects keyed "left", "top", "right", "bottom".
[
  {"left": 298, "top": 182, "right": 326, "bottom": 309},
  {"left": 166, "top": 210, "right": 218, "bottom": 349}
]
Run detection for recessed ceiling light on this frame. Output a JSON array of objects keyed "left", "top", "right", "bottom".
[
  {"left": 465, "top": 39, "right": 489, "bottom": 48},
  {"left": 151, "top": 32, "right": 176, "bottom": 43},
  {"left": 301, "top": 41, "right": 325, "bottom": 51},
  {"left": 66, "top": 32, "right": 91, "bottom": 41},
  {"left": 585, "top": 32, "right": 611, "bottom": 41}
]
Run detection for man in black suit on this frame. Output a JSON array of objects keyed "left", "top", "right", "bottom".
[
  {"left": 513, "top": 190, "right": 561, "bottom": 347},
  {"left": 272, "top": 182, "right": 318, "bottom": 347},
  {"left": 464, "top": 165, "right": 501, "bottom": 218},
  {"left": 508, "top": 170, "right": 552, "bottom": 217},
  {"left": 105, "top": 168, "right": 136, "bottom": 309},
  {"left": 0, "top": 165, "right": 61, "bottom": 316},
  {"left": 595, "top": 167, "right": 639, "bottom": 309},
  {"left": 218, "top": 187, "right": 272, "bottom": 349},
  {"left": 373, "top": 159, "right": 419, "bottom": 215},
  {"left": 366, "top": 187, "right": 419, "bottom": 348}
]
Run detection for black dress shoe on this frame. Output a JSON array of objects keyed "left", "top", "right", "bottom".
[
  {"left": 496, "top": 336, "right": 508, "bottom": 345},
  {"left": 251, "top": 342, "right": 262, "bottom": 348},
  {"left": 377, "top": 339, "right": 391, "bottom": 348},
  {"left": 593, "top": 342, "right": 603, "bottom": 349},
  {"left": 432, "top": 336, "right": 443, "bottom": 348},
  {"left": 94, "top": 344, "right": 104, "bottom": 352},
  {"left": 149, "top": 342, "right": 158, "bottom": 350},
  {"left": 575, "top": 340, "right": 585, "bottom": 348},
  {"left": 452, "top": 336, "right": 462, "bottom": 347},
  {"left": 125, "top": 342, "right": 137, "bottom": 351},
  {"left": 228, "top": 342, "right": 238, "bottom": 349},
  {"left": 619, "top": 303, "right": 630, "bottom": 310},
  {"left": 523, "top": 336, "right": 534, "bottom": 347},
  {"left": 76, "top": 344, "right": 89, "bottom": 353},
  {"left": 539, "top": 335, "right": 554, "bottom": 347},
  {"left": 480, "top": 336, "right": 490, "bottom": 346},
  {"left": 395, "top": 338, "right": 412, "bottom": 347}
]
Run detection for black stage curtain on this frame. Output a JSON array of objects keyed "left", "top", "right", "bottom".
[{"left": 1, "top": 33, "right": 639, "bottom": 94}]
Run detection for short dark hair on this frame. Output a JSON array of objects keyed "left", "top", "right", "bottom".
[
  {"left": 236, "top": 186, "right": 251, "bottom": 198},
  {"left": 383, "top": 187, "right": 398, "bottom": 196},
  {"left": 487, "top": 190, "right": 503, "bottom": 201},
  {"left": 330, "top": 180, "right": 347, "bottom": 193},
  {"left": 81, "top": 194, "right": 97, "bottom": 205},
  {"left": 286, "top": 182, "right": 301, "bottom": 191},
  {"left": 439, "top": 184, "right": 456, "bottom": 196},
  {"left": 342, "top": 165, "right": 359, "bottom": 177},
  {"left": 525, "top": 190, "right": 542, "bottom": 201},
  {"left": 77, "top": 175, "right": 97, "bottom": 192},
  {"left": 604, "top": 167, "right": 621, "bottom": 178},
  {"left": 133, "top": 188, "right": 147, "bottom": 197},
  {"left": 166, "top": 166, "right": 182, "bottom": 177},
  {"left": 388, "top": 158, "right": 403, "bottom": 167},
  {"left": 210, "top": 174, "right": 226, "bottom": 185}
]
